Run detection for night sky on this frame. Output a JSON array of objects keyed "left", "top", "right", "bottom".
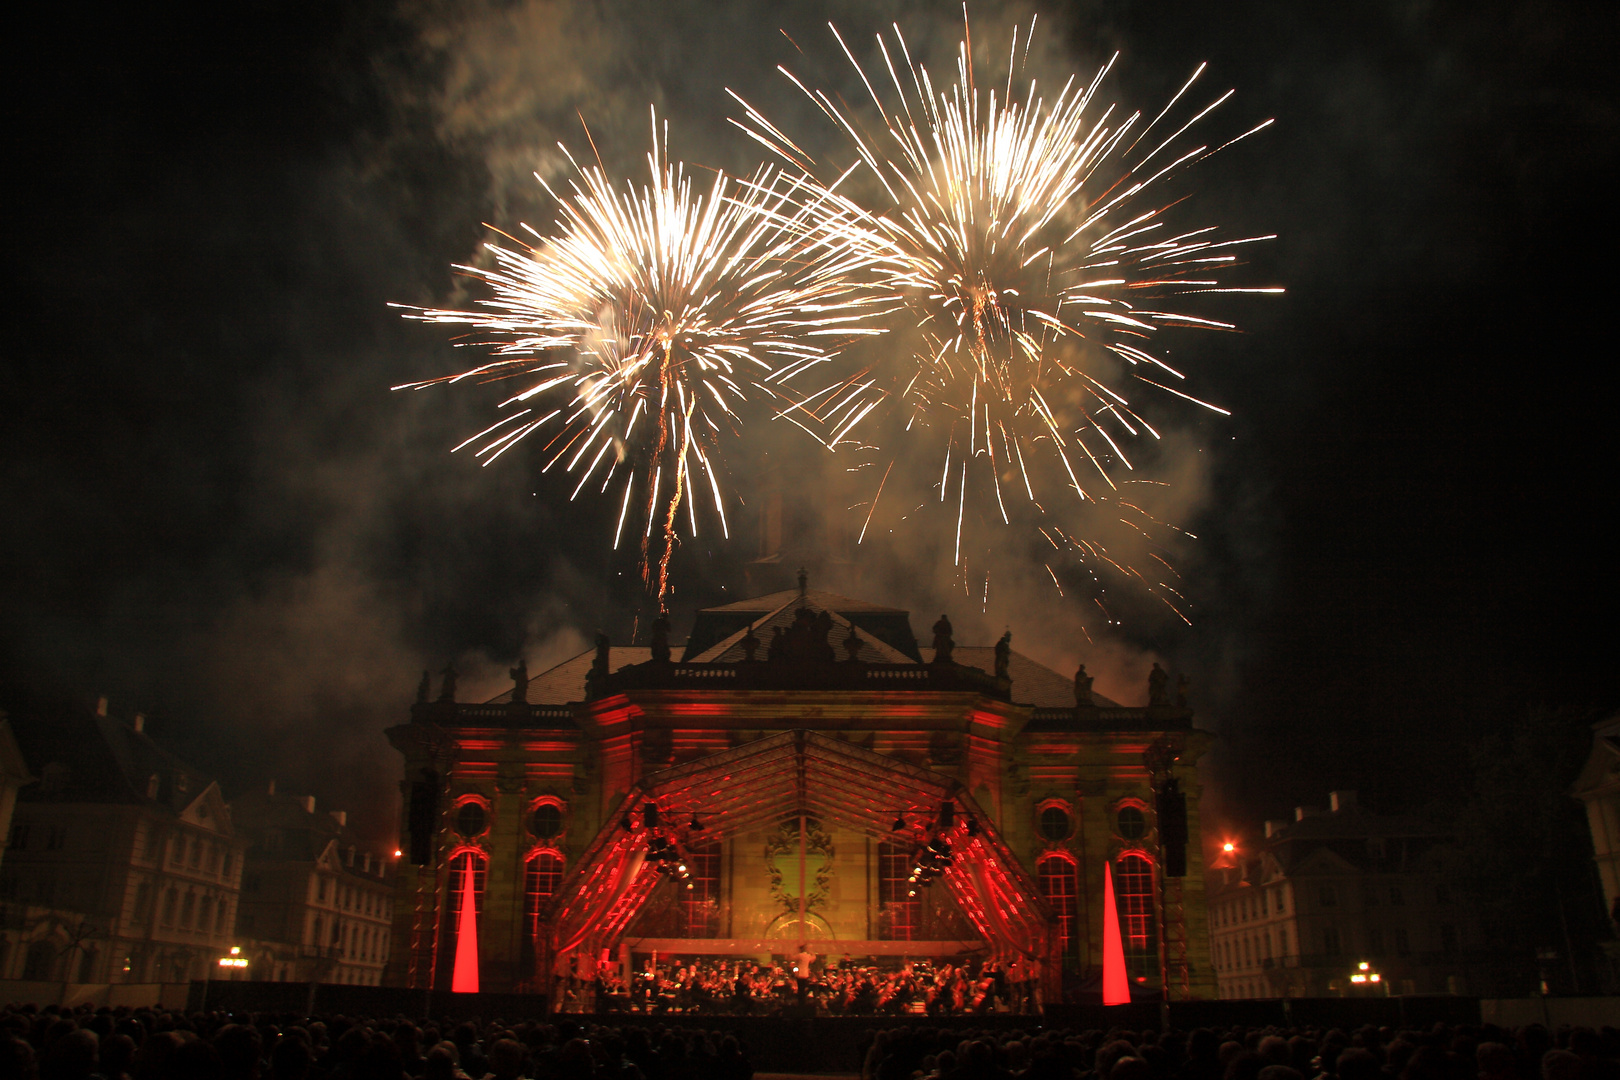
[{"left": 3, "top": 0, "right": 1614, "bottom": 845}]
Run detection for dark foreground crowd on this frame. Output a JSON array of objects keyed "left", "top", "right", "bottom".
[
  {"left": 858, "top": 1022, "right": 1620, "bottom": 1080},
  {"left": 0, "top": 1008, "right": 753, "bottom": 1080}
]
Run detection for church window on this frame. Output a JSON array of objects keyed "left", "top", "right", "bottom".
[
  {"left": 1039, "top": 805, "right": 1073, "bottom": 841},
  {"left": 877, "top": 842, "right": 919, "bottom": 940},
  {"left": 530, "top": 803, "right": 565, "bottom": 839},
  {"left": 187, "top": 838, "right": 200, "bottom": 869},
  {"left": 680, "top": 842, "right": 722, "bottom": 937},
  {"left": 1117, "top": 806, "right": 1146, "bottom": 840},
  {"left": 317, "top": 877, "right": 328, "bottom": 903},
  {"left": 455, "top": 801, "right": 488, "bottom": 838},
  {"left": 439, "top": 851, "right": 487, "bottom": 986},
  {"left": 1037, "top": 854, "right": 1079, "bottom": 964},
  {"left": 523, "top": 851, "right": 565, "bottom": 944},
  {"left": 1115, "top": 854, "right": 1157, "bottom": 981}
]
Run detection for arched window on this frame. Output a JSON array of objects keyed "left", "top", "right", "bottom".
[
  {"left": 524, "top": 851, "right": 564, "bottom": 938},
  {"left": 520, "top": 850, "right": 564, "bottom": 982},
  {"left": 1115, "top": 853, "right": 1157, "bottom": 982},
  {"left": 1036, "top": 854, "right": 1079, "bottom": 967},
  {"left": 438, "top": 850, "right": 487, "bottom": 989},
  {"left": 877, "top": 842, "right": 919, "bottom": 941},
  {"left": 680, "top": 842, "right": 723, "bottom": 937}
]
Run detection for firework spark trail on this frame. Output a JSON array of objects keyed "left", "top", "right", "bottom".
[
  {"left": 731, "top": 16, "right": 1279, "bottom": 619},
  {"left": 394, "top": 108, "right": 888, "bottom": 608}
]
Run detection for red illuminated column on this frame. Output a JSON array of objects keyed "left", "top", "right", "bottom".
[
  {"left": 1101, "top": 861, "right": 1130, "bottom": 1006},
  {"left": 452, "top": 854, "right": 480, "bottom": 994}
]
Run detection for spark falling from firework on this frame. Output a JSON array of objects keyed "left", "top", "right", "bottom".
[
  {"left": 733, "top": 17, "right": 1279, "bottom": 621},
  {"left": 395, "top": 109, "right": 883, "bottom": 608}
]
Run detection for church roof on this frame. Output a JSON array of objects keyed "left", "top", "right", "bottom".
[
  {"left": 518, "top": 646, "right": 653, "bottom": 706},
  {"left": 486, "top": 587, "right": 1116, "bottom": 709},
  {"left": 684, "top": 588, "right": 921, "bottom": 661},
  {"left": 939, "top": 647, "right": 1117, "bottom": 708},
  {"left": 690, "top": 591, "right": 916, "bottom": 665}
]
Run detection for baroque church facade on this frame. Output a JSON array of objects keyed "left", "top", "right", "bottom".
[{"left": 383, "top": 582, "right": 1214, "bottom": 1002}]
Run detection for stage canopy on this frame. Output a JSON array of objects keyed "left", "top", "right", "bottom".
[{"left": 541, "top": 730, "right": 1057, "bottom": 990}]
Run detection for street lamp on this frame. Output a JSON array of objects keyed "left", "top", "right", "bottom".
[{"left": 1347, "top": 960, "right": 1385, "bottom": 994}]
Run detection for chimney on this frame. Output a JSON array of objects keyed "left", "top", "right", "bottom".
[
  {"left": 1329, "top": 790, "right": 1358, "bottom": 813},
  {"left": 331, "top": 810, "right": 347, "bottom": 828},
  {"left": 132, "top": 713, "right": 145, "bottom": 733},
  {"left": 96, "top": 696, "right": 108, "bottom": 717},
  {"left": 1265, "top": 820, "right": 1290, "bottom": 838},
  {"left": 301, "top": 796, "right": 316, "bottom": 814},
  {"left": 1294, "top": 806, "right": 1321, "bottom": 822},
  {"left": 267, "top": 779, "right": 276, "bottom": 795},
  {"left": 362, "top": 853, "right": 372, "bottom": 873}
]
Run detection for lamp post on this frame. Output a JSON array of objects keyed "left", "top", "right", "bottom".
[{"left": 1347, "top": 960, "right": 1386, "bottom": 995}]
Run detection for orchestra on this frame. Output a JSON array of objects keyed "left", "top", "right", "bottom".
[{"left": 552, "top": 955, "right": 1040, "bottom": 1016}]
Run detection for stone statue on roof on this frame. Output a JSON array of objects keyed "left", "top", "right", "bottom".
[
  {"left": 740, "top": 624, "right": 760, "bottom": 662},
  {"left": 1148, "top": 661, "right": 1169, "bottom": 705},
  {"left": 509, "top": 659, "right": 529, "bottom": 704},
  {"left": 586, "top": 632, "right": 610, "bottom": 697},
  {"left": 416, "top": 670, "right": 431, "bottom": 704},
  {"left": 650, "top": 612, "right": 671, "bottom": 663},
  {"left": 843, "top": 626, "right": 863, "bottom": 662},
  {"left": 437, "top": 662, "right": 458, "bottom": 703},
  {"left": 931, "top": 614, "right": 954, "bottom": 664},
  {"left": 994, "top": 631, "right": 1012, "bottom": 679},
  {"left": 1074, "top": 663, "right": 1094, "bottom": 705}
]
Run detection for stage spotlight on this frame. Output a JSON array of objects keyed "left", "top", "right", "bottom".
[
  {"left": 965, "top": 818, "right": 980, "bottom": 836},
  {"left": 891, "top": 815, "right": 907, "bottom": 832},
  {"left": 643, "top": 803, "right": 660, "bottom": 828},
  {"left": 938, "top": 801, "right": 955, "bottom": 828},
  {"left": 689, "top": 813, "right": 704, "bottom": 831},
  {"left": 620, "top": 813, "right": 634, "bottom": 831}
]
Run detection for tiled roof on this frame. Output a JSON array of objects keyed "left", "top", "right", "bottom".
[{"left": 928, "top": 647, "right": 1118, "bottom": 708}]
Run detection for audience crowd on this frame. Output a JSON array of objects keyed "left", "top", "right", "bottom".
[
  {"left": 1, "top": 1000, "right": 1618, "bottom": 1080},
  {"left": 857, "top": 1020, "right": 1620, "bottom": 1080},
  {"left": 0, "top": 1007, "right": 753, "bottom": 1080}
]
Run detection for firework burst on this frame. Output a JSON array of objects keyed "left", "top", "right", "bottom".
[
  {"left": 395, "top": 109, "right": 883, "bottom": 607},
  {"left": 733, "top": 18, "right": 1279, "bottom": 621}
]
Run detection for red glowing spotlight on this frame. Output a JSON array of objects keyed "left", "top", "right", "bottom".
[
  {"left": 1101, "top": 861, "right": 1130, "bottom": 1006},
  {"left": 451, "top": 854, "right": 480, "bottom": 993}
]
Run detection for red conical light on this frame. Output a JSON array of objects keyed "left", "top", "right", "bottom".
[
  {"left": 1101, "top": 860, "right": 1130, "bottom": 1006},
  {"left": 452, "top": 854, "right": 480, "bottom": 993}
]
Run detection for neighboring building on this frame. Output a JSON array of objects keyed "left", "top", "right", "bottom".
[
  {"left": 0, "top": 712, "right": 33, "bottom": 873},
  {"left": 385, "top": 583, "right": 1215, "bottom": 1000},
  {"left": 1207, "top": 790, "right": 1481, "bottom": 998},
  {"left": 0, "top": 701, "right": 247, "bottom": 985},
  {"left": 1572, "top": 713, "right": 1620, "bottom": 927},
  {"left": 230, "top": 786, "right": 396, "bottom": 986}
]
